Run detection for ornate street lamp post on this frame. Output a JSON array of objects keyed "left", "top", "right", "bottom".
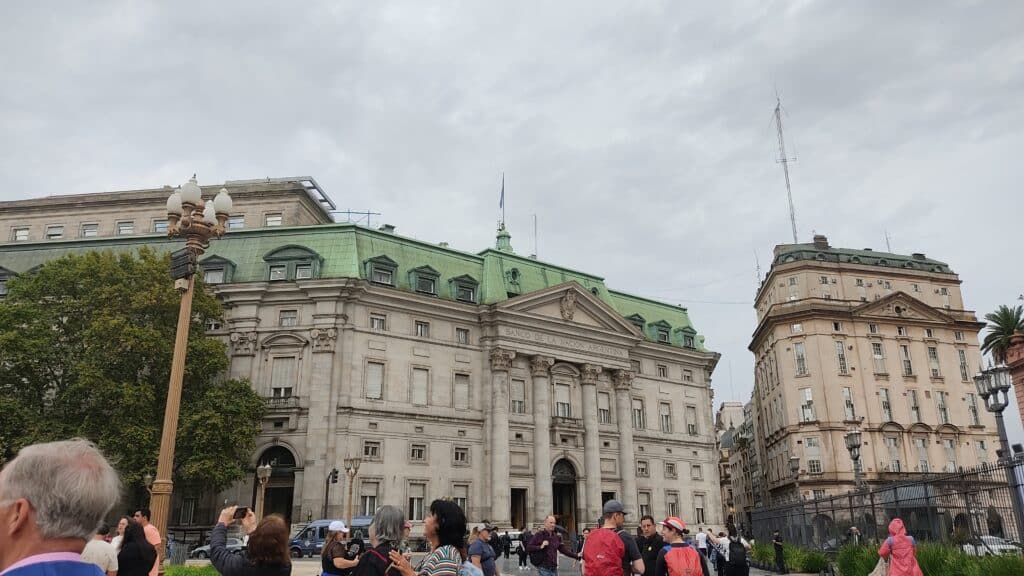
[
  {"left": 974, "top": 365, "right": 1024, "bottom": 541},
  {"left": 144, "top": 473, "right": 154, "bottom": 501},
  {"left": 344, "top": 457, "right": 362, "bottom": 540},
  {"left": 844, "top": 428, "right": 864, "bottom": 492},
  {"left": 149, "top": 176, "right": 232, "bottom": 572},
  {"left": 790, "top": 456, "right": 802, "bottom": 502},
  {"left": 255, "top": 463, "right": 273, "bottom": 520}
]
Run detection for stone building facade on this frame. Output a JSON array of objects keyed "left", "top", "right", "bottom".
[
  {"left": 0, "top": 179, "right": 723, "bottom": 534},
  {"left": 749, "top": 235, "right": 999, "bottom": 504}
]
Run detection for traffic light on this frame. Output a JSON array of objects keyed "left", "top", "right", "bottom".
[
  {"left": 169, "top": 248, "right": 197, "bottom": 280},
  {"left": 330, "top": 468, "right": 339, "bottom": 484}
]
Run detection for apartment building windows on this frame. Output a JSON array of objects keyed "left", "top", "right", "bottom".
[
  {"left": 152, "top": 219, "right": 169, "bottom": 233},
  {"left": 880, "top": 388, "right": 893, "bottom": 421},
  {"left": 967, "top": 393, "right": 980, "bottom": 426},
  {"left": 415, "top": 321, "right": 430, "bottom": 338},
  {"left": 835, "top": 341, "right": 849, "bottom": 375},
  {"left": 914, "top": 438, "right": 929, "bottom": 472},
  {"left": 691, "top": 464, "right": 703, "bottom": 480},
  {"left": 943, "top": 439, "right": 957, "bottom": 472},
  {"left": 45, "top": 225, "right": 64, "bottom": 240},
  {"left": 264, "top": 213, "right": 283, "bottom": 227},
  {"left": 657, "top": 364, "right": 668, "bottom": 378},
  {"left": 791, "top": 323, "right": 803, "bottom": 334},
  {"left": 454, "top": 374, "right": 470, "bottom": 410},
  {"left": 510, "top": 379, "right": 526, "bottom": 414},
  {"left": 116, "top": 221, "right": 134, "bottom": 236},
  {"left": 452, "top": 484, "right": 469, "bottom": 512},
  {"left": 958, "top": 349, "right": 969, "bottom": 382},
  {"left": 363, "top": 440, "right": 382, "bottom": 461},
  {"left": 636, "top": 460, "right": 649, "bottom": 477},
  {"left": 598, "top": 393, "right": 611, "bottom": 424},
  {"left": 869, "top": 323, "right": 879, "bottom": 334},
  {"left": 842, "top": 387, "right": 856, "bottom": 420},
  {"left": 365, "top": 362, "right": 384, "bottom": 400},
  {"left": 927, "top": 347, "right": 941, "bottom": 378},
  {"left": 686, "top": 405, "right": 698, "bottom": 435},
  {"left": 976, "top": 440, "right": 988, "bottom": 463},
  {"left": 954, "top": 331, "right": 964, "bottom": 341},
  {"left": 410, "top": 444, "right": 426, "bottom": 462},
  {"left": 936, "top": 391, "right": 949, "bottom": 424},
  {"left": 794, "top": 342, "right": 808, "bottom": 376},
  {"left": 683, "top": 369, "right": 694, "bottom": 383},
  {"left": 900, "top": 345, "right": 914, "bottom": 376},
  {"left": 279, "top": 309, "right": 298, "bottom": 327},
  {"left": 555, "top": 384, "right": 571, "bottom": 418},
  {"left": 12, "top": 227, "right": 29, "bottom": 242},
  {"left": 80, "top": 223, "right": 99, "bottom": 237},
  {"left": 453, "top": 447, "right": 470, "bottom": 465},
  {"left": 800, "top": 388, "right": 815, "bottom": 422},
  {"left": 872, "top": 342, "right": 887, "bottom": 374},
  {"left": 885, "top": 437, "right": 902, "bottom": 472},
  {"left": 456, "top": 327, "right": 470, "bottom": 345},
  {"left": 370, "top": 313, "right": 387, "bottom": 332},
  {"left": 897, "top": 326, "right": 908, "bottom": 337},
  {"left": 632, "top": 398, "right": 646, "bottom": 429},
  {"left": 694, "top": 494, "right": 706, "bottom": 525},
  {"left": 806, "top": 437, "right": 822, "bottom": 474},
  {"left": 909, "top": 390, "right": 921, "bottom": 422},
  {"left": 666, "top": 491, "right": 679, "bottom": 517},
  {"left": 659, "top": 402, "right": 672, "bottom": 433},
  {"left": 361, "top": 482, "right": 379, "bottom": 516},
  {"left": 408, "top": 482, "right": 426, "bottom": 521},
  {"left": 833, "top": 321, "right": 843, "bottom": 332},
  {"left": 638, "top": 491, "right": 652, "bottom": 517},
  {"left": 270, "top": 356, "right": 295, "bottom": 399}
]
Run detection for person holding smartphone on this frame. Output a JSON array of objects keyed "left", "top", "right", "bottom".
[
  {"left": 211, "top": 506, "right": 291, "bottom": 576},
  {"left": 354, "top": 505, "right": 406, "bottom": 576}
]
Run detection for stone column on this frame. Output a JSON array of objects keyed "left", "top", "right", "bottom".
[
  {"left": 580, "top": 364, "right": 604, "bottom": 527},
  {"left": 530, "top": 355, "right": 554, "bottom": 524},
  {"left": 490, "top": 348, "right": 515, "bottom": 527},
  {"left": 613, "top": 369, "right": 638, "bottom": 518}
]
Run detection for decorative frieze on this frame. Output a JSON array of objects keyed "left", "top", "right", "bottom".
[{"left": 309, "top": 327, "right": 338, "bottom": 353}]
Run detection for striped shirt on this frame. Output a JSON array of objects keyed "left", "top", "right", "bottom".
[{"left": 416, "top": 545, "right": 462, "bottom": 576}]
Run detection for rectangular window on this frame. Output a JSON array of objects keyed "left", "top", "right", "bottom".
[
  {"left": 264, "top": 213, "right": 283, "bottom": 227},
  {"left": 794, "top": 342, "right": 808, "bottom": 376},
  {"left": 452, "top": 484, "right": 468, "bottom": 512},
  {"left": 636, "top": 460, "right": 649, "bottom": 477},
  {"left": 295, "top": 264, "right": 312, "bottom": 279},
  {"left": 912, "top": 283, "right": 920, "bottom": 292},
  {"left": 631, "top": 360, "right": 642, "bottom": 373},
  {"left": 361, "top": 482, "right": 379, "bottom": 516},
  {"left": 510, "top": 379, "right": 526, "bottom": 414},
  {"left": 976, "top": 440, "right": 988, "bottom": 463},
  {"left": 833, "top": 321, "right": 842, "bottom": 332},
  {"left": 897, "top": 326, "right": 908, "bottom": 336},
  {"left": 411, "top": 368, "right": 429, "bottom": 406},
  {"left": 598, "top": 393, "right": 611, "bottom": 424},
  {"left": 691, "top": 464, "right": 703, "bottom": 479},
  {"left": 686, "top": 405, "right": 698, "bottom": 435},
  {"left": 116, "top": 221, "right": 134, "bottom": 236},
  {"left": 408, "top": 483, "right": 426, "bottom": 521},
  {"left": 694, "top": 495, "right": 706, "bottom": 525},
  {"left": 900, "top": 345, "right": 914, "bottom": 376},
  {"left": 925, "top": 328, "right": 934, "bottom": 338},
  {"left": 455, "top": 284, "right": 476, "bottom": 303},
  {"left": 456, "top": 328, "right": 470, "bottom": 345},
  {"left": 909, "top": 390, "right": 921, "bottom": 422},
  {"left": 554, "top": 384, "right": 571, "bottom": 418},
  {"left": 936, "top": 391, "right": 949, "bottom": 424},
  {"left": 454, "top": 446, "right": 469, "bottom": 465},
  {"left": 835, "top": 341, "right": 849, "bottom": 374},
  {"left": 415, "top": 276, "right": 436, "bottom": 295},
  {"left": 454, "top": 374, "right": 470, "bottom": 410},
  {"left": 915, "top": 438, "right": 929, "bottom": 472},
  {"left": 204, "top": 318, "right": 222, "bottom": 333},
  {"left": 954, "top": 331, "right": 964, "bottom": 341},
  {"left": 363, "top": 440, "right": 381, "bottom": 460},
  {"left": 791, "top": 323, "right": 803, "bottom": 334},
  {"left": 943, "top": 439, "right": 957, "bottom": 471},
  {"left": 370, "top": 314, "right": 387, "bottom": 331},
  {"left": 657, "top": 329, "right": 670, "bottom": 343},
  {"left": 927, "top": 347, "right": 941, "bottom": 378},
  {"left": 410, "top": 444, "right": 426, "bottom": 462},
  {"left": 153, "top": 219, "right": 168, "bottom": 233},
  {"left": 203, "top": 268, "right": 225, "bottom": 284},
  {"left": 880, "top": 388, "right": 893, "bottom": 421},
  {"left": 820, "top": 275, "right": 829, "bottom": 285},
  {"left": 813, "top": 490, "right": 826, "bottom": 500},
  {"left": 371, "top": 267, "right": 393, "bottom": 285},
  {"left": 632, "top": 398, "right": 646, "bottom": 430},
  {"left": 657, "top": 364, "right": 668, "bottom": 378},
  {"left": 415, "top": 321, "right": 430, "bottom": 338},
  {"left": 800, "top": 388, "right": 815, "bottom": 422},
  {"left": 683, "top": 335, "right": 695, "bottom": 348},
  {"left": 269, "top": 265, "right": 287, "bottom": 281},
  {"left": 683, "top": 369, "right": 693, "bottom": 383},
  {"left": 227, "top": 215, "right": 245, "bottom": 229},
  {"left": 271, "top": 357, "right": 296, "bottom": 398},
  {"left": 808, "top": 460, "right": 823, "bottom": 474},
  {"left": 80, "top": 223, "right": 99, "bottom": 237},
  {"left": 665, "top": 462, "right": 677, "bottom": 478},
  {"left": 958, "top": 349, "right": 969, "bottom": 381},
  {"left": 872, "top": 342, "right": 887, "bottom": 374},
  {"left": 45, "top": 225, "right": 64, "bottom": 240},
  {"left": 638, "top": 491, "right": 652, "bottom": 517},
  {"left": 366, "top": 362, "right": 384, "bottom": 399},
  {"left": 279, "top": 309, "right": 298, "bottom": 327},
  {"left": 666, "top": 492, "right": 679, "bottom": 517},
  {"left": 869, "top": 323, "right": 879, "bottom": 334},
  {"left": 842, "top": 387, "right": 856, "bottom": 420},
  {"left": 967, "top": 393, "right": 980, "bottom": 426},
  {"left": 659, "top": 402, "right": 672, "bottom": 433},
  {"left": 886, "top": 437, "right": 901, "bottom": 471},
  {"left": 12, "top": 227, "right": 29, "bottom": 242}
]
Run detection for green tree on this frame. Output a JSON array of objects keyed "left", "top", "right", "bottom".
[
  {"left": 0, "top": 248, "right": 264, "bottom": 491},
  {"left": 981, "top": 304, "right": 1024, "bottom": 364}
]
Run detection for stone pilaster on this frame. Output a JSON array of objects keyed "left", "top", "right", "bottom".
[
  {"left": 613, "top": 369, "right": 638, "bottom": 518},
  {"left": 489, "top": 347, "right": 515, "bottom": 527},
  {"left": 530, "top": 355, "right": 554, "bottom": 523},
  {"left": 580, "top": 363, "right": 603, "bottom": 527}
]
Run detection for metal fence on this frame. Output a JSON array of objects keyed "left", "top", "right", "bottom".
[{"left": 750, "top": 459, "right": 1024, "bottom": 550}]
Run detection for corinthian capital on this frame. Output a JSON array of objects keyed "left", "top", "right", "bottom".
[
  {"left": 489, "top": 347, "right": 516, "bottom": 371},
  {"left": 612, "top": 369, "right": 635, "bottom": 390},
  {"left": 581, "top": 364, "right": 602, "bottom": 385},
  {"left": 530, "top": 355, "right": 554, "bottom": 377}
]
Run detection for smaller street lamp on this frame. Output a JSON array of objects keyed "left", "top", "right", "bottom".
[
  {"left": 255, "top": 463, "right": 272, "bottom": 520},
  {"left": 974, "top": 364, "right": 1024, "bottom": 542},
  {"left": 143, "top": 473, "right": 154, "bottom": 499},
  {"left": 344, "top": 457, "right": 362, "bottom": 541},
  {"left": 789, "top": 457, "right": 801, "bottom": 502},
  {"left": 844, "top": 428, "right": 864, "bottom": 492}
]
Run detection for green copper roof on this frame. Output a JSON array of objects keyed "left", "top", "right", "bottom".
[
  {"left": 774, "top": 242, "right": 954, "bottom": 274},
  {"left": 0, "top": 223, "right": 708, "bottom": 350}
]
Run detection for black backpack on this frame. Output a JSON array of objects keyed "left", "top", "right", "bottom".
[
  {"left": 529, "top": 547, "right": 547, "bottom": 567},
  {"left": 727, "top": 538, "right": 747, "bottom": 567}
]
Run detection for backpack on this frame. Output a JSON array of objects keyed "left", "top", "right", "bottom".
[
  {"left": 662, "top": 544, "right": 703, "bottom": 576},
  {"left": 529, "top": 548, "right": 547, "bottom": 567},
  {"left": 582, "top": 528, "right": 626, "bottom": 576},
  {"left": 727, "top": 538, "right": 747, "bottom": 567}
]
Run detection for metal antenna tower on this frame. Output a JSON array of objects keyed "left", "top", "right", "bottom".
[
  {"left": 333, "top": 210, "right": 382, "bottom": 227},
  {"left": 774, "top": 97, "right": 799, "bottom": 243}
]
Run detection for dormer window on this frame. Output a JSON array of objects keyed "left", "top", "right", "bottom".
[
  {"left": 365, "top": 255, "right": 398, "bottom": 287},
  {"left": 683, "top": 336, "right": 695, "bottom": 348},
  {"left": 199, "top": 256, "right": 236, "bottom": 285},
  {"left": 676, "top": 326, "right": 698, "bottom": 349},
  {"left": 627, "top": 314, "right": 646, "bottom": 332},
  {"left": 657, "top": 329, "right": 670, "bottom": 343},
  {"left": 450, "top": 275, "right": 480, "bottom": 304},
  {"left": 269, "top": 265, "right": 287, "bottom": 281},
  {"left": 263, "top": 245, "right": 323, "bottom": 282},
  {"left": 409, "top": 266, "right": 440, "bottom": 296}
]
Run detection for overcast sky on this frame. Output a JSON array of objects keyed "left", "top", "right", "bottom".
[{"left": 3, "top": 1, "right": 1023, "bottom": 442}]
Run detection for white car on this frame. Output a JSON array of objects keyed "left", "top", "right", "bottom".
[
  {"left": 962, "top": 535, "right": 1021, "bottom": 556},
  {"left": 191, "top": 537, "right": 245, "bottom": 558}
]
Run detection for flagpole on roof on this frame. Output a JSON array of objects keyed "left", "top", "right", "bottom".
[{"left": 500, "top": 172, "right": 505, "bottom": 228}]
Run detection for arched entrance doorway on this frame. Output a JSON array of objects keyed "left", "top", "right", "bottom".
[
  {"left": 254, "top": 446, "right": 296, "bottom": 524},
  {"left": 552, "top": 459, "right": 577, "bottom": 533}
]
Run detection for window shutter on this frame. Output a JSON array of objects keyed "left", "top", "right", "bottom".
[
  {"left": 271, "top": 357, "right": 296, "bottom": 391},
  {"left": 412, "top": 368, "right": 429, "bottom": 405},
  {"left": 366, "top": 362, "right": 384, "bottom": 399},
  {"left": 454, "top": 374, "right": 470, "bottom": 410}
]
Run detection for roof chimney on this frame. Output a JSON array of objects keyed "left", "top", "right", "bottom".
[
  {"left": 378, "top": 224, "right": 395, "bottom": 234},
  {"left": 439, "top": 242, "right": 449, "bottom": 248},
  {"left": 812, "top": 234, "right": 829, "bottom": 249},
  {"left": 911, "top": 252, "right": 926, "bottom": 260}
]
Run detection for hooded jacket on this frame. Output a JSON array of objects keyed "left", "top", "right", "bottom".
[{"left": 878, "top": 519, "right": 923, "bottom": 576}]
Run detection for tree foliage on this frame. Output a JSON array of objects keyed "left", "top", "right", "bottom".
[
  {"left": 0, "top": 248, "right": 264, "bottom": 492},
  {"left": 981, "top": 304, "right": 1024, "bottom": 364}
]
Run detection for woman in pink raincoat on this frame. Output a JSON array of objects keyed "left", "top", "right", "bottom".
[{"left": 878, "top": 518, "right": 923, "bottom": 576}]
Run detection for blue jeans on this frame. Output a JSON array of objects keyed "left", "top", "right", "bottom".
[{"left": 538, "top": 567, "right": 557, "bottom": 576}]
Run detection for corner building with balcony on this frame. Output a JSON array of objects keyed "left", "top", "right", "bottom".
[
  {"left": 750, "top": 235, "right": 1000, "bottom": 503},
  {"left": 0, "top": 178, "right": 722, "bottom": 534}
]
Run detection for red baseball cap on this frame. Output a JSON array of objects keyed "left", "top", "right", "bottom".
[{"left": 658, "top": 517, "right": 686, "bottom": 533}]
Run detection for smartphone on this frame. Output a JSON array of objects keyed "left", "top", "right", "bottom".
[{"left": 233, "top": 507, "right": 250, "bottom": 519}]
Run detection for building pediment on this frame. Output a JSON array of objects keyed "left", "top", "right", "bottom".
[
  {"left": 495, "top": 281, "right": 642, "bottom": 337},
  {"left": 851, "top": 292, "right": 956, "bottom": 324}
]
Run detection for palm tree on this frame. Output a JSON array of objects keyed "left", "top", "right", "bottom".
[{"left": 980, "top": 304, "right": 1024, "bottom": 363}]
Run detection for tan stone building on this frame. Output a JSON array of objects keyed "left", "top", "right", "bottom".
[
  {"left": 0, "top": 177, "right": 724, "bottom": 537},
  {"left": 715, "top": 402, "right": 744, "bottom": 523},
  {"left": 750, "top": 235, "right": 999, "bottom": 503}
]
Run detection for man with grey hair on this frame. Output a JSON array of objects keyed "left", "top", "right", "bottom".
[{"left": 0, "top": 439, "right": 121, "bottom": 576}]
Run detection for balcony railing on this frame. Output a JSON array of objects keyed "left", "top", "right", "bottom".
[
  {"left": 266, "top": 396, "right": 300, "bottom": 409},
  {"left": 551, "top": 416, "right": 583, "bottom": 428}
]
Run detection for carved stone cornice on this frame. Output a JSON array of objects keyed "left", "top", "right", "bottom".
[
  {"left": 612, "top": 369, "right": 635, "bottom": 391},
  {"left": 229, "top": 331, "right": 258, "bottom": 356},
  {"left": 310, "top": 327, "right": 338, "bottom": 353},
  {"left": 530, "top": 355, "right": 554, "bottom": 377},
  {"left": 581, "top": 363, "right": 602, "bottom": 385},
  {"left": 489, "top": 347, "right": 516, "bottom": 371}
]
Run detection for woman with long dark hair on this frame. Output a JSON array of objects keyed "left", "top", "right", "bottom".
[
  {"left": 388, "top": 500, "right": 467, "bottom": 576},
  {"left": 117, "top": 520, "right": 157, "bottom": 576},
  {"left": 211, "top": 506, "right": 291, "bottom": 576}
]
